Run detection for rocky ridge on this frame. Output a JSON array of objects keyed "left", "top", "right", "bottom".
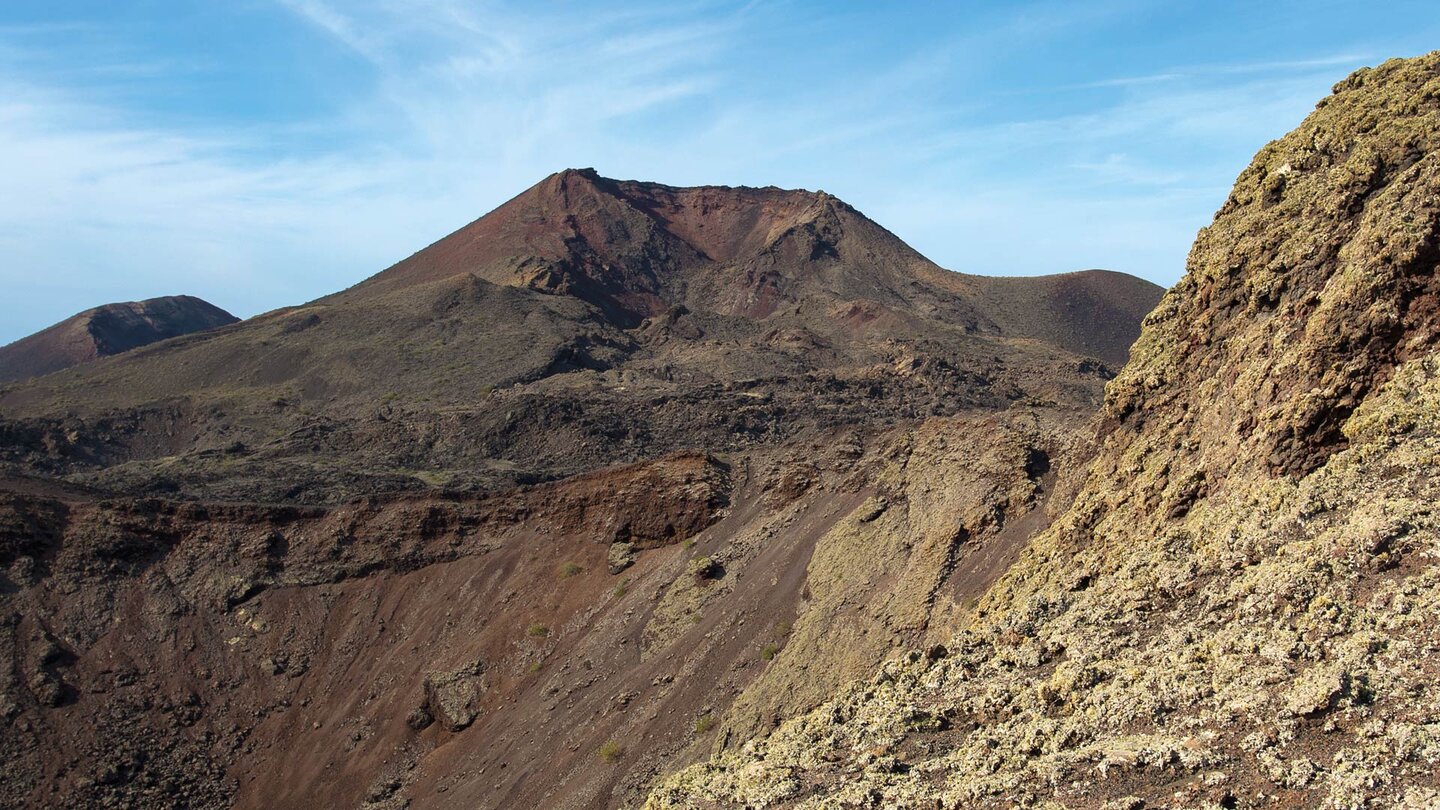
[{"left": 646, "top": 52, "right": 1440, "bottom": 809}]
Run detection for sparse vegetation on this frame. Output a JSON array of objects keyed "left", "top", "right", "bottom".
[
  {"left": 597, "top": 740, "right": 624, "bottom": 763},
  {"left": 693, "top": 715, "right": 716, "bottom": 734},
  {"left": 525, "top": 623, "right": 550, "bottom": 639},
  {"left": 557, "top": 561, "right": 583, "bottom": 578},
  {"left": 760, "top": 643, "right": 780, "bottom": 661},
  {"left": 689, "top": 555, "right": 719, "bottom": 579},
  {"left": 409, "top": 469, "right": 449, "bottom": 487},
  {"left": 613, "top": 578, "right": 630, "bottom": 598}
]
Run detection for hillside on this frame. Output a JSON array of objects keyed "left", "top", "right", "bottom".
[
  {"left": 0, "top": 173, "right": 1159, "bottom": 504},
  {"left": 0, "top": 175, "right": 1159, "bottom": 808},
  {"left": 648, "top": 52, "right": 1440, "bottom": 809},
  {"left": 0, "top": 295, "right": 237, "bottom": 383}
]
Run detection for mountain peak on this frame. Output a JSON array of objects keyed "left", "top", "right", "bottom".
[
  {"left": 355, "top": 170, "right": 915, "bottom": 320},
  {"left": 345, "top": 170, "right": 1158, "bottom": 356}
]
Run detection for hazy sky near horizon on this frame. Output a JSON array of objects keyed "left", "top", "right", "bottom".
[{"left": 2, "top": 1, "right": 1439, "bottom": 343}]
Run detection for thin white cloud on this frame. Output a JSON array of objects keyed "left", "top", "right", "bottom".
[
  {"left": 278, "top": 0, "right": 386, "bottom": 62},
  {"left": 1064, "top": 51, "right": 1375, "bottom": 90}
]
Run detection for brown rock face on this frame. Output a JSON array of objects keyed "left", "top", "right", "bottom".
[
  {"left": 423, "top": 663, "right": 486, "bottom": 732},
  {"left": 1106, "top": 56, "right": 1440, "bottom": 480},
  {"left": 0, "top": 453, "right": 732, "bottom": 808},
  {"left": 0, "top": 295, "right": 238, "bottom": 383}
]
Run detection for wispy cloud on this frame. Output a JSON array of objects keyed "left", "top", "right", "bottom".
[
  {"left": 1064, "top": 52, "right": 1376, "bottom": 90},
  {"left": 280, "top": 0, "right": 386, "bottom": 62}
]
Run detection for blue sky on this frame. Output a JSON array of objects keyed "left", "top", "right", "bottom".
[{"left": 2, "top": 1, "right": 1439, "bottom": 343}]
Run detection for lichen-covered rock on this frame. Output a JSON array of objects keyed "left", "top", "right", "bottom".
[
  {"left": 647, "top": 52, "right": 1440, "bottom": 809},
  {"left": 607, "top": 541, "right": 636, "bottom": 574},
  {"left": 423, "top": 662, "right": 486, "bottom": 732}
]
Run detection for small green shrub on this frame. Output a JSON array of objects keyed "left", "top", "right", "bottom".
[
  {"left": 761, "top": 643, "right": 780, "bottom": 661},
  {"left": 694, "top": 715, "right": 716, "bottom": 734},
  {"left": 597, "top": 740, "right": 624, "bottom": 763},
  {"left": 558, "top": 561, "right": 584, "bottom": 578},
  {"left": 613, "top": 579, "right": 630, "bottom": 598},
  {"left": 526, "top": 623, "right": 550, "bottom": 638}
]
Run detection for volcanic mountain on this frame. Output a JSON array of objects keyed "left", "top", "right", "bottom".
[
  {"left": 0, "top": 171, "right": 1159, "bottom": 504},
  {"left": 0, "top": 295, "right": 237, "bottom": 384},
  {"left": 0, "top": 171, "right": 1162, "bottom": 810},
  {"left": 352, "top": 170, "right": 1155, "bottom": 367}
]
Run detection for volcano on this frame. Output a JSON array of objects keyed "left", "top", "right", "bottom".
[{"left": 0, "top": 171, "right": 1162, "bottom": 809}]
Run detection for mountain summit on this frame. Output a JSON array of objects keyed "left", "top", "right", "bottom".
[
  {"left": 356, "top": 169, "right": 1158, "bottom": 365},
  {"left": 358, "top": 168, "right": 964, "bottom": 326}
]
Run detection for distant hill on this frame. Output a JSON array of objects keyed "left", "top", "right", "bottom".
[{"left": 0, "top": 295, "right": 237, "bottom": 383}]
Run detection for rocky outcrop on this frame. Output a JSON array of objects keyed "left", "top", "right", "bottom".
[
  {"left": 422, "top": 662, "right": 487, "bottom": 731},
  {"left": 647, "top": 52, "right": 1440, "bottom": 809}
]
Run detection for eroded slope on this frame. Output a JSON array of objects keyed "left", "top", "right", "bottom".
[{"left": 0, "top": 402, "right": 1096, "bottom": 809}]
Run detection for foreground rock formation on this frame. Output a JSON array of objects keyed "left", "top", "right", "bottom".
[
  {"left": 648, "top": 52, "right": 1440, "bottom": 809},
  {"left": 0, "top": 173, "right": 1158, "bottom": 807},
  {"left": 0, "top": 295, "right": 238, "bottom": 383}
]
